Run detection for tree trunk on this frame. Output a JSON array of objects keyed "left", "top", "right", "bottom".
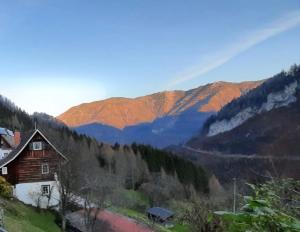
[{"left": 62, "top": 216, "right": 66, "bottom": 232}]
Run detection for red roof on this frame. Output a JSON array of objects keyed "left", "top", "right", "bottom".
[{"left": 67, "top": 209, "right": 153, "bottom": 232}]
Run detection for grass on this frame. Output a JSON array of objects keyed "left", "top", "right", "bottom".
[
  {"left": 0, "top": 190, "right": 189, "bottom": 232},
  {"left": 110, "top": 190, "right": 190, "bottom": 232},
  {"left": 116, "top": 189, "right": 150, "bottom": 212},
  {"left": 122, "top": 190, "right": 149, "bottom": 205},
  {"left": 169, "top": 224, "right": 190, "bottom": 232},
  {"left": 1, "top": 198, "right": 60, "bottom": 232}
]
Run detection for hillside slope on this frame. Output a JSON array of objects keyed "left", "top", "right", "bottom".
[
  {"left": 58, "top": 81, "right": 260, "bottom": 128},
  {"left": 59, "top": 81, "right": 261, "bottom": 148},
  {"left": 2, "top": 198, "right": 60, "bottom": 232},
  {"left": 187, "top": 64, "right": 300, "bottom": 157},
  {"left": 0, "top": 93, "right": 210, "bottom": 194},
  {"left": 58, "top": 91, "right": 185, "bottom": 129}
]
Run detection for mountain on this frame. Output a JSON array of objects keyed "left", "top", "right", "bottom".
[
  {"left": 0, "top": 93, "right": 214, "bottom": 228},
  {"left": 163, "top": 65, "right": 300, "bottom": 183},
  {"left": 187, "top": 64, "right": 300, "bottom": 157},
  {"left": 0, "top": 93, "right": 210, "bottom": 194},
  {"left": 58, "top": 81, "right": 261, "bottom": 148},
  {"left": 58, "top": 91, "right": 185, "bottom": 129}
]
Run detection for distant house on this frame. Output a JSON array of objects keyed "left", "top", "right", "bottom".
[
  {"left": 0, "top": 128, "right": 17, "bottom": 160},
  {"left": 146, "top": 207, "right": 174, "bottom": 223},
  {"left": 0, "top": 128, "right": 67, "bottom": 208}
]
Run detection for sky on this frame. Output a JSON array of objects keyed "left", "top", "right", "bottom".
[{"left": 0, "top": 0, "right": 300, "bottom": 116}]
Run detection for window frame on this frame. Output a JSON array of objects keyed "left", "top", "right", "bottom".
[
  {"left": 1, "top": 167, "right": 7, "bottom": 175},
  {"left": 41, "top": 185, "right": 50, "bottom": 196},
  {"left": 41, "top": 163, "right": 49, "bottom": 174},
  {"left": 32, "top": 141, "right": 43, "bottom": 151}
]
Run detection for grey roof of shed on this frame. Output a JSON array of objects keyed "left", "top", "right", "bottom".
[{"left": 146, "top": 207, "right": 174, "bottom": 220}]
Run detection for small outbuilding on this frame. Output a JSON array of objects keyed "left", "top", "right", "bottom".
[{"left": 146, "top": 207, "right": 174, "bottom": 223}]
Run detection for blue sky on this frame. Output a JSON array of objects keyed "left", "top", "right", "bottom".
[{"left": 0, "top": 0, "right": 300, "bottom": 116}]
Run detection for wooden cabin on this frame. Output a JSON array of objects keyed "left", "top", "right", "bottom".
[{"left": 0, "top": 129, "right": 67, "bottom": 208}]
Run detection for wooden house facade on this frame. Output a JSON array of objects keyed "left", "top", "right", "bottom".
[{"left": 0, "top": 129, "right": 67, "bottom": 208}]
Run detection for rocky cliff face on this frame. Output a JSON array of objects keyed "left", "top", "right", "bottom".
[
  {"left": 207, "top": 81, "right": 299, "bottom": 137},
  {"left": 187, "top": 65, "right": 300, "bottom": 156}
]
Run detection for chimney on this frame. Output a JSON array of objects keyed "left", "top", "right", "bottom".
[{"left": 14, "top": 131, "right": 21, "bottom": 147}]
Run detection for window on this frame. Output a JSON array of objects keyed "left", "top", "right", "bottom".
[
  {"left": 32, "top": 142, "right": 43, "bottom": 151},
  {"left": 1, "top": 167, "right": 7, "bottom": 175},
  {"left": 41, "top": 185, "right": 50, "bottom": 195},
  {"left": 41, "top": 164, "right": 49, "bottom": 174}
]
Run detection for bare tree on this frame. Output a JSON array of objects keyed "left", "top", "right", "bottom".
[
  {"left": 140, "top": 170, "right": 185, "bottom": 206},
  {"left": 82, "top": 190, "right": 100, "bottom": 232},
  {"left": 57, "top": 162, "right": 78, "bottom": 232},
  {"left": 79, "top": 166, "right": 119, "bottom": 232},
  {"left": 181, "top": 199, "right": 224, "bottom": 232},
  {"left": 29, "top": 185, "right": 54, "bottom": 210}
]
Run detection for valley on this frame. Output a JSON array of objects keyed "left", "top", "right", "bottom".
[
  {"left": 1, "top": 1, "right": 300, "bottom": 231},
  {"left": 0, "top": 66, "right": 298, "bottom": 232}
]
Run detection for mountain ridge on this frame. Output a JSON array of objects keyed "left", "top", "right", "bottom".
[
  {"left": 58, "top": 90, "right": 186, "bottom": 129},
  {"left": 57, "top": 80, "right": 262, "bottom": 148},
  {"left": 58, "top": 80, "right": 262, "bottom": 129}
]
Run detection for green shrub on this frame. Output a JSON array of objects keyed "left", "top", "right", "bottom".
[
  {"left": 0, "top": 176, "right": 12, "bottom": 198},
  {"left": 215, "top": 180, "right": 300, "bottom": 232},
  {"left": 181, "top": 200, "right": 224, "bottom": 232}
]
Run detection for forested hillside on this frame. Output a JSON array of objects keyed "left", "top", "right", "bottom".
[
  {"left": 201, "top": 64, "right": 300, "bottom": 136},
  {"left": 170, "top": 65, "right": 300, "bottom": 184},
  {"left": 0, "top": 94, "right": 210, "bottom": 204},
  {"left": 0, "top": 96, "right": 33, "bottom": 131},
  {"left": 186, "top": 64, "right": 300, "bottom": 158}
]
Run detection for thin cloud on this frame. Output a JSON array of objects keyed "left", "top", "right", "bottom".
[{"left": 168, "top": 10, "right": 300, "bottom": 87}]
